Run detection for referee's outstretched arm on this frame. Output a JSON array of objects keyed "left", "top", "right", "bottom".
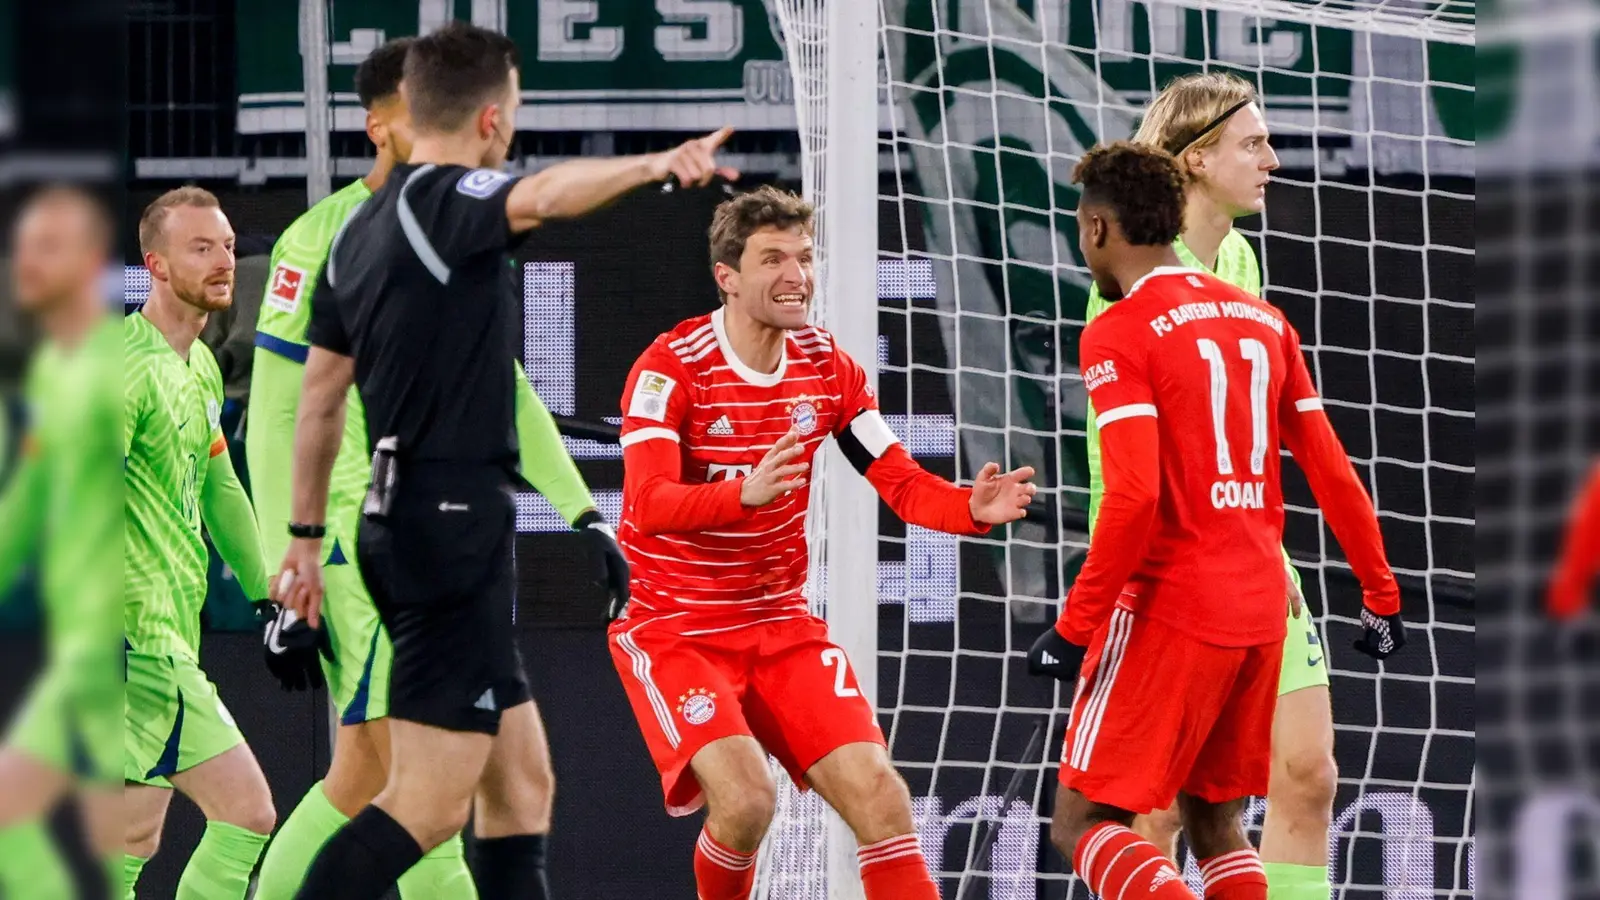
[{"left": 505, "top": 126, "right": 740, "bottom": 233}]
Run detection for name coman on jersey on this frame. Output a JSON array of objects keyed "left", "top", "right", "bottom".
[{"left": 616, "top": 310, "right": 875, "bottom": 623}]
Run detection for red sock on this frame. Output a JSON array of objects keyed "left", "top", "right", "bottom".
[
  {"left": 857, "top": 833, "right": 939, "bottom": 900},
  {"left": 1073, "top": 822, "right": 1197, "bottom": 899},
  {"left": 1199, "top": 850, "right": 1267, "bottom": 899},
  {"left": 694, "top": 827, "right": 756, "bottom": 900}
]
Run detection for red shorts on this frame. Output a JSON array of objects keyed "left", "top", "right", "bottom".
[
  {"left": 608, "top": 612, "right": 885, "bottom": 816},
  {"left": 1058, "top": 608, "right": 1283, "bottom": 813}
]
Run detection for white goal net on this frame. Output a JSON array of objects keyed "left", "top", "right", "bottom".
[{"left": 760, "top": 0, "right": 1474, "bottom": 897}]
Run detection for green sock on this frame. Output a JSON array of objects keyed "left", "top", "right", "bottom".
[
  {"left": 0, "top": 822, "right": 73, "bottom": 899},
  {"left": 253, "top": 781, "right": 349, "bottom": 900},
  {"left": 174, "top": 820, "right": 271, "bottom": 900},
  {"left": 398, "top": 833, "right": 479, "bottom": 900},
  {"left": 124, "top": 854, "right": 151, "bottom": 900},
  {"left": 1265, "top": 862, "right": 1332, "bottom": 900},
  {"left": 106, "top": 855, "right": 124, "bottom": 900}
]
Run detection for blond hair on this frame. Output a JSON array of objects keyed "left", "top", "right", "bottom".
[
  {"left": 1132, "top": 72, "right": 1258, "bottom": 172},
  {"left": 138, "top": 186, "right": 222, "bottom": 254}
]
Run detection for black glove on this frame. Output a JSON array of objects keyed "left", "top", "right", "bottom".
[
  {"left": 575, "top": 509, "right": 631, "bottom": 620},
  {"left": 1352, "top": 606, "right": 1406, "bottom": 660},
  {"left": 257, "top": 601, "right": 332, "bottom": 692},
  {"left": 1027, "top": 625, "right": 1089, "bottom": 685}
]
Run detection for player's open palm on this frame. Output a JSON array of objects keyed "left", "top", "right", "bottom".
[
  {"left": 741, "top": 430, "right": 809, "bottom": 507},
  {"left": 969, "top": 462, "right": 1038, "bottom": 524},
  {"left": 272, "top": 539, "right": 327, "bottom": 630}
]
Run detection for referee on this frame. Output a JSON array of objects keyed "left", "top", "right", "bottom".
[{"left": 272, "top": 22, "right": 736, "bottom": 899}]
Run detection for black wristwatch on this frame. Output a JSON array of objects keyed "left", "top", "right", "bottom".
[{"left": 288, "top": 522, "right": 327, "bottom": 539}]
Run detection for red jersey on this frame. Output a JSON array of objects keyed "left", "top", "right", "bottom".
[
  {"left": 1057, "top": 267, "right": 1399, "bottom": 647},
  {"left": 617, "top": 309, "right": 988, "bottom": 628},
  {"left": 1548, "top": 461, "right": 1600, "bottom": 619}
]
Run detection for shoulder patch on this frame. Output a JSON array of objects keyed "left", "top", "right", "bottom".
[
  {"left": 266, "top": 262, "right": 308, "bottom": 314},
  {"left": 628, "top": 370, "right": 677, "bottom": 422},
  {"left": 457, "top": 169, "right": 512, "bottom": 199}
]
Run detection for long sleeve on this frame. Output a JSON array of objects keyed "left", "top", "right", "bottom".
[
  {"left": 202, "top": 446, "right": 270, "bottom": 601},
  {"left": 513, "top": 361, "right": 596, "bottom": 525},
  {"left": 622, "top": 437, "right": 754, "bottom": 536},
  {"left": 1549, "top": 461, "right": 1600, "bottom": 619},
  {"left": 0, "top": 448, "right": 44, "bottom": 596},
  {"left": 1054, "top": 415, "right": 1161, "bottom": 644},
  {"left": 1279, "top": 333, "right": 1399, "bottom": 615}
]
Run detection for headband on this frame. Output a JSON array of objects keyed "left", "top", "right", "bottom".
[{"left": 1167, "top": 98, "right": 1253, "bottom": 156}]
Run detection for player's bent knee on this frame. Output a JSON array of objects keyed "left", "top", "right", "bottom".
[
  {"left": 1271, "top": 747, "right": 1338, "bottom": 823},
  {"left": 708, "top": 777, "right": 777, "bottom": 845},
  {"left": 1133, "top": 804, "right": 1182, "bottom": 842},
  {"left": 232, "top": 798, "right": 278, "bottom": 836}
]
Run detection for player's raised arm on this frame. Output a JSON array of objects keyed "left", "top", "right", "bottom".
[
  {"left": 1548, "top": 460, "right": 1600, "bottom": 619},
  {"left": 505, "top": 127, "right": 740, "bottom": 233},
  {"left": 1278, "top": 327, "right": 1405, "bottom": 658},
  {"left": 831, "top": 349, "right": 1032, "bottom": 533}
]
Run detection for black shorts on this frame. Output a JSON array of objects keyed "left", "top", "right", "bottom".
[{"left": 357, "top": 464, "right": 530, "bottom": 735}]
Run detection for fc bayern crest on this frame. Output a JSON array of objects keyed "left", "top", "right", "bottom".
[
  {"left": 789, "top": 400, "right": 819, "bottom": 435},
  {"left": 677, "top": 688, "right": 717, "bottom": 726}
]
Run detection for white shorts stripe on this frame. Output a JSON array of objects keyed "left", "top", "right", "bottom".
[
  {"left": 616, "top": 629, "right": 681, "bottom": 749},
  {"left": 1069, "top": 608, "right": 1134, "bottom": 770},
  {"left": 1095, "top": 403, "right": 1158, "bottom": 427}
]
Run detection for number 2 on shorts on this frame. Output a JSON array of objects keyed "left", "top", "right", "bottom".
[{"left": 821, "top": 648, "right": 860, "bottom": 698}]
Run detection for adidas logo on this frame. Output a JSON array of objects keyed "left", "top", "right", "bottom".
[
  {"left": 708, "top": 415, "right": 734, "bottom": 436},
  {"left": 474, "top": 689, "right": 497, "bottom": 712},
  {"left": 1150, "top": 866, "right": 1179, "bottom": 889},
  {"left": 1041, "top": 651, "right": 1059, "bottom": 666}
]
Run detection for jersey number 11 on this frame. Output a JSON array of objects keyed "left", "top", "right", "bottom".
[{"left": 1198, "top": 337, "right": 1271, "bottom": 477}]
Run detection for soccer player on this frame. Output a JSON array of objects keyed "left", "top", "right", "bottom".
[
  {"left": 274, "top": 23, "right": 728, "bottom": 900},
  {"left": 1026, "top": 143, "right": 1405, "bottom": 900},
  {"left": 248, "top": 37, "right": 627, "bottom": 899},
  {"left": 1548, "top": 460, "right": 1600, "bottom": 618},
  {"left": 611, "top": 185, "right": 1037, "bottom": 900},
  {"left": 124, "top": 187, "right": 278, "bottom": 899},
  {"left": 1067, "top": 72, "right": 1352, "bottom": 900},
  {"left": 0, "top": 186, "right": 123, "bottom": 898}
]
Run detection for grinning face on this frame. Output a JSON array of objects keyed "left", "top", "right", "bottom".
[
  {"left": 716, "top": 225, "right": 815, "bottom": 331},
  {"left": 1185, "top": 102, "right": 1280, "bottom": 218},
  {"left": 11, "top": 197, "right": 105, "bottom": 313},
  {"left": 146, "top": 204, "right": 236, "bottom": 312}
]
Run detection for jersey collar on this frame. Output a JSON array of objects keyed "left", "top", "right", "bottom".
[
  {"left": 1125, "top": 266, "right": 1207, "bottom": 300},
  {"left": 711, "top": 307, "right": 788, "bottom": 387}
]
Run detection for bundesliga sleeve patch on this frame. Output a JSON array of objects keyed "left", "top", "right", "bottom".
[
  {"left": 266, "top": 262, "right": 306, "bottom": 314},
  {"left": 628, "top": 370, "right": 677, "bottom": 422},
  {"left": 457, "top": 168, "right": 512, "bottom": 199}
]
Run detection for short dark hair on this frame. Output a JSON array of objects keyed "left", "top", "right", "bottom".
[
  {"left": 708, "top": 186, "right": 814, "bottom": 303},
  {"left": 355, "top": 37, "right": 413, "bottom": 109},
  {"left": 403, "top": 22, "right": 520, "bottom": 133},
  {"left": 1071, "top": 142, "right": 1186, "bottom": 247}
]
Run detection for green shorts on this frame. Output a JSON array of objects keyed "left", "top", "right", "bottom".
[
  {"left": 6, "top": 662, "right": 122, "bottom": 785},
  {"left": 1278, "top": 600, "right": 1331, "bottom": 696},
  {"left": 321, "top": 540, "right": 393, "bottom": 726},
  {"left": 124, "top": 652, "right": 244, "bottom": 786}
]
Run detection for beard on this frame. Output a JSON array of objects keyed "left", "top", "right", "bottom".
[{"left": 173, "top": 273, "right": 233, "bottom": 312}]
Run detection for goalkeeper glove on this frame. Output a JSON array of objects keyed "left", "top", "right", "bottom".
[
  {"left": 1351, "top": 603, "right": 1406, "bottom": 660},
  {"left": 575, "top": 509, "right": 631, "bottom": 620},
  {"left": 1027, "top": 624, "right": 1089, "bottom": 685},
  {"left": 256, "top": 601, "right": 332, "bottom": 692}
]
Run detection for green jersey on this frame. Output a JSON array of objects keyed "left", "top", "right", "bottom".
[
  {"left": 1083, "top": 231, "right": 1262, "bottom": 531},
  {"left": 247, "top": 179, "right": 374, "bottom": 565},
  {"left": 125, "top": 312, "right": 228, "bottom": 659},
  {"left": 0, "top": 317, "right": 122, "bottom": 669}
]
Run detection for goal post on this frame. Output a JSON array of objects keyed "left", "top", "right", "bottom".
[{"left": 765, "top": 0, "right": 1473, "bottom": 897}]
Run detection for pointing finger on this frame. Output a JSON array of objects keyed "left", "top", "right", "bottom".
[{"left": 703, "top": 125, "right": 735, "bottom": 149}]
